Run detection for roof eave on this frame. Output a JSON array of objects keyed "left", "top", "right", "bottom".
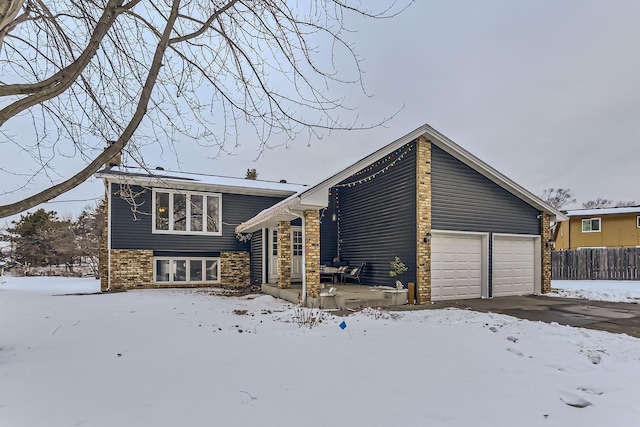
[{"left": 97, "top": 173, "right": 300, "bottom": 198}]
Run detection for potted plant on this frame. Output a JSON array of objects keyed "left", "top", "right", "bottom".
[{"left": 389, "top": 256, "right": 408, "bottom": 289}]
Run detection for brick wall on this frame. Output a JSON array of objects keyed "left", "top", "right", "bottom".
[
  {"left": 277, "top": 221, "right": 291, "bottom": 289},
  {"left": 220, "top": 251, "right": 250, "bottom": 288},
  {"left": 304, "top": 210, "right": 321, "bottom": 298},
  {"left": 541, "top": 212, "right": 552, "bottom": 293},
  {"left": 109, "top": 249, "right": 154, "bottom": 290},
  {"left": 416, "top": 136, "right": 432, "bottom": 304}
]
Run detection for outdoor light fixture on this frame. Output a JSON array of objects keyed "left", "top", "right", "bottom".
[
  {"left": 545, "top": 239, "right": 554, "bottom": 248},
  {"left": 423, "top": 232, "right": 432, "bottom": 243}
]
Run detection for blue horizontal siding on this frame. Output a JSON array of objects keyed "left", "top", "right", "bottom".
[
  {"left": 109, "top": 183, "right": 286, "bottom": 251},
  {"left": 320, "top": 187, "right": 339, "bottom": 265},
  {"left": 334, "top": 142, "right": 417, "bottom": 286},
  {"left": 431, "top": 145, "right": 541, "bottom": 235},
  {"left": 250, "top": 230, "right": 263, "bottom": 285}
]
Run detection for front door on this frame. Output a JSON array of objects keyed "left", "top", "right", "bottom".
[
  {"left": 267, "top": 226, "right": 303, "bottom": 283},
  {"left": 291, "top": 227, "right": 303, "bottom": 282},
  {"left": 268, "top": 228, "right": 278, "bottom": 283}
]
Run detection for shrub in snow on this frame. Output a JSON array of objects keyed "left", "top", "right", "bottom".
[{"left": 292, "top": 307, "right": 327, "bottom": 329}]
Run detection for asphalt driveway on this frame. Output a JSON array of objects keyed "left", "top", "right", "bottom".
[{"left": 397, "top": 296, "right": 640, "bottom": 338}]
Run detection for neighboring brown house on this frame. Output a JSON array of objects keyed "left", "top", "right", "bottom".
[{"left": 554, "top": 207, "right": 640, "bottom": 250}]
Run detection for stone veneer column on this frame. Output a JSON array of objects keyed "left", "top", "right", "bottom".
[
  {"left": 304, "top": 210, "right": 321, "bottom": 298},
  {"left": 109, "top": 249, "right": 154, "bottom": 290},
  {"left": 220, "top": 251, "right": 250, "bottom": 288},
  {"left": 416, "top": 136, "right": 432, "bottom": 304},
  {"left": 277, "top": 221, "right": 291, "bottom": 289},
  {"left": 541, "top": 212, "right": 552, "bottom": 293}
]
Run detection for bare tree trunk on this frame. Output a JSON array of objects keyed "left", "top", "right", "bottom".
[
  {"left": 0, "top": 0, "right": 182, "bottom": 218},
  {"left": 0, "top": 0, "right": 24, "bottom": 52}
]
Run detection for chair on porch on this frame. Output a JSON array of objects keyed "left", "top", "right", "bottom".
[{"left": 340, "top": 263, "right": 365, "bottom": 284}]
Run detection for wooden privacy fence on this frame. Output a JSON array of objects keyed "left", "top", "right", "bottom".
[{"left": 552, "top": 248, "right": 640, "bottom": 280}]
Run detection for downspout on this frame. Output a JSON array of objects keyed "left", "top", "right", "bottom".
[
  {"left": 261, "top": 228, "right": 267, "bottom": 285},
  {"left": 300, "top": 213, "right": 307, "bottom": 307},
  {"left": 106, "top": 180, "right": 112, "bottom": 292}
]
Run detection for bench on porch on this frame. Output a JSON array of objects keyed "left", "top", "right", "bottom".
[
  {"left": 320, "top": 265, "right": 349, "bottom": 283},
  {"left": 340, "top": 263, "right": 365, "bottom": 284}
]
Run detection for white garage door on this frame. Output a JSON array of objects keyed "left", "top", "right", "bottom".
[
  {"left": 431, "top": 233, "right": 483, "bottom": 301},
  {"left": 492, "top": 235, "right": 536, "bottom": 297}
]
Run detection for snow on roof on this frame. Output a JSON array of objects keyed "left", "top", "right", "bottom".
[
  {"left": 565, "top": 206, "right": 640, "bottom": 216},
  {"left": 96, "top": 166, "right": 308, "bottom": 195}
]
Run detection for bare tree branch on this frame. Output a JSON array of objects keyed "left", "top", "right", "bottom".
[{"left": 0, "top": 0, "right": 408, "bottom": 218}]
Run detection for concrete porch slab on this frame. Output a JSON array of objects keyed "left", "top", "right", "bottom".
[{"left": 261, "top": 283, "right": 408, "bottom": 309}]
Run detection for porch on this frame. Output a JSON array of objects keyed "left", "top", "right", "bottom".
[{"left": 262, "top": 282, "right": 408, "bottom": 310}]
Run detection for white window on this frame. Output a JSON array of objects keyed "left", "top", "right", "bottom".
[
  {"left": 154, "top": 257, "right": 220, "bottom": 283},
  {"left": 637, "top": 216, "right": 640, "bottom": 228},
  {"left": 292, "top": 230, "right": 303, "bottom": 256},
  {"left": 581, "top": 218, "right": 601, "bottom": 233},
  {"left": 153, "top": 189, "right": 221, "bottom": 235}
]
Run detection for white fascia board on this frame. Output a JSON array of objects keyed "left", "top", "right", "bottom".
[
  {"left": 96, "top": 173, "right": 299, "bottom": 198},
  {"left": 235, "top": 195, "right": 326, "bottom": 234},
  {"left": 236, "top": 196, "right": 301, "bottom": 233}
]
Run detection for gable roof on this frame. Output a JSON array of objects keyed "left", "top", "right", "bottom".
[
  {"left": 96, "top": 166, "right": 307, "bottom": 197},
  {"left": 236, "top": 124, "right": 567, "bottom": 233},
  {"left": 565, "top": 206, "right": 640, "bottom": 217}
]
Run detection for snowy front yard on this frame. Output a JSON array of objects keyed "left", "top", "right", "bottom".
[
  {"left": 1, "top": 277, "right": 640, "bottom": 427},
  {"left": 549, "top": 280, "right": 640, "bottom": 303}
]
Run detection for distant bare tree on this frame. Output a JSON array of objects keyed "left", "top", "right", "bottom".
[
  {"left": 541, "top": 188, "right": 576, "bottom": 210},
  {"left": 0, "top": 0, "right": 408, "bottom": 218},
  {"left": 614, "top": 200, "right": 637, "bottom": 207},
  {"left": 75, "top": 201, "right": 104, "bottom": 278},
  {"left": 582, "top": 198, "right": 614, "bottom": 209}
]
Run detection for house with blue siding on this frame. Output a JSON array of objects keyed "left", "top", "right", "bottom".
[
  {"left": 236, "top": 124, "right": 566, "bottom": 304},
  {"left": 98, "top": 124, "right": 566, "bottom": 304},
  {"left": 96, "top": 168, "right": 306, "bottom": 292}
]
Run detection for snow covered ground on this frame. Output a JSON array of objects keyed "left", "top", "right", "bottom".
[
  {"left": 550, "top": 280, "right": 640, "bottom": 303},
  {"left": 1, "top": 276, "right": 640, "bottom": 427}
]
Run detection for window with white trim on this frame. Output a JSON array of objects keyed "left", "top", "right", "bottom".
[
  {"left": 153, "top": 189, "right": 221, "bottom": 235},
  {"left": 581, "top": 217, "right": 601, "bottom": 233},
  {"left": 154, "top": 257, "right": 220, "bottom": 283},
  {"left": 292, "top": 230, "right": 303, "bottom": 256},
  {"left": 637, "top": 216, "right": 640, "bottom": 228}
]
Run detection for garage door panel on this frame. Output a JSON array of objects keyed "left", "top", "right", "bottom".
[
  {"left": 492, "top": 236, "right": 536, "bottom": 297},
  {"left": 432, "top": 233, "right": 484, "bottom": 301}
]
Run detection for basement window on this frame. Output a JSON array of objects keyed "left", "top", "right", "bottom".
[
  {"left": 154, "top": 257, "right": 220, "bottom": 283},
  {"left": 581, "top": 218, "right": 601, "bottom": 233}
]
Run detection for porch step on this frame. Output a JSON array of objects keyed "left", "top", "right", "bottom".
[{"left": 261, "top": 283, "right": 408, "bottom": 309}]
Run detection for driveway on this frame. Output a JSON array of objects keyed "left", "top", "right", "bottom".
[{"left": 396, "top": 296, "right": 640, "bottom": 338}]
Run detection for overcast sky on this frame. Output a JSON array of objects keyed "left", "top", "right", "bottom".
[{"left": 2, "top": 0, "right": 640, "bottom": 226}]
